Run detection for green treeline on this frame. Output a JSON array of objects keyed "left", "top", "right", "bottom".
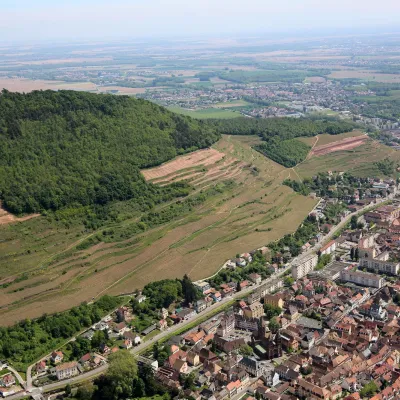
[
  {"left": 0, "top": 90, "right": 220, "bottom": 214},
  {"left": 255, "top": 139, "right": 310, "bottom": 168},
  {"left": 212, "top": 117, "right": 356, "bottom": 167},
  {"left": 0, "top": 295, "right": 121, "bottom": 369}
]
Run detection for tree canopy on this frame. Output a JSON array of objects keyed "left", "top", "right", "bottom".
[{"left": 0, "top": 89, "right": 220, "bottom": 214}]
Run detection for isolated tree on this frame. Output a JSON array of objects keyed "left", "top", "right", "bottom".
[
  {"left": 269, "top": 317, "right": 280, "bottom": 333},
  {"left": 236, "top": 281, "right": 242, "bottom": 292},
  {"left": 355, "top": 248, "right": 359, "bottom": 261},
  {"left": 350, "top": 247, "right": 355, "bottom": 261},
  {"left": 350, "top": 215, "right": 358, "bottom": 230},
  {"left": 182, "top": 274, "right": 198, "bottom": 305}
]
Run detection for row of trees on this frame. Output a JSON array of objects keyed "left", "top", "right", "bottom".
[{"left": 0, "top": 295, "right": 120, "bottom": 370}]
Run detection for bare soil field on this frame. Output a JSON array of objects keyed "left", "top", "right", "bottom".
[
  {"left": 141, "top": 148, "right": 225, "bottom": 181},
  {"left": 315, "top": 130, "right": 365, "bottom": 146},
  {"left": 0, "top": 135, "right": 317, "bottom": 325},
  {"left": 0, "top": 78, "right": 97, "bottom": 92},
  {"left": 296, "top": 139, "right": 400, "bottom": 179},
  {"left": 311, "top": 135, "right": 368, "bottom": 157}
]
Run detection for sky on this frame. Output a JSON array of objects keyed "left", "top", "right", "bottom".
[{"left": 1, "top": 0, "right": 400, "bottom": 43}]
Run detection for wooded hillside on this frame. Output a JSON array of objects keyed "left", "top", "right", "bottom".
[{"left": 0, "top": 90, "right": 219, "bottom": 214}]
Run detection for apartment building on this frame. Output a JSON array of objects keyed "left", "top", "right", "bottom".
[
  {"left": 292, "top": 254, "right": 318, "bottom": 279},
  {"left": 340, "top": 270, "right": 384, "bottom": 288}
]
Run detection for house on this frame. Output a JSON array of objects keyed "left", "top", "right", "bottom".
[
  {"left": 172, "top": 359, "right": 188, "bottom": 374},
  {"left": 240, "top": 357, "right": 267, "bottom": 377},
  {"left": 160, "top": 307, "right": 169, "bottom": 319},
  {"left": 121, "top": 339, "right": 133, "bottom": 349},
  {"left": 158, "top": 319, "right": 168, "bottom": 331},
  {"left": 184, "top": 330, "right": 205, "bottom": 345},
  {"left": 249, "top": 273, "right": 262, "bottom": 285},
  {"left": 213, "top": 336, "right": 245, "bottom": 353},
  {"left": 35, "top": 360, "right": 47, "bottom": 375},
  {"left": 136, "top": 294, "right": 147, "bottom": 304},
  {"left": 50, "top": 351, "right": 64, "bottom": 364},
  {"left": 320, "top": 240, "right": 336, "bottom": 256},
  {"left": 235, "top": 258, "right": 247, "bottom": 267},
  {"left": 113, "top": 322, "right": 128, "bottom": 335},
  {"left": 186, "top": 351, "right": 200, "bottom": 367},
  {"left": 53, "top": 362, "right": 79, "bottom": 380},
  {"left": 0, "top": 373, "right": 15, "bottom": 388},
  {"left": 194, "top": 281, "right": 211, "bottom": 294},
  {"left": 116, "top": 307, "right": 127, "bottom": 322},
  {"left": 226, "top": 380, "right": 241, "bottom": 397},
  {"left": 264, "top": 371, "right": 280, "bottom": 387},
  {"left": 370, "top": 303, "right": 387, "bottom": 320},
  {"left": 247, "top": 291, "right": 261, "bottom": 305},
  {"left": 264, "top": 294, "right": 284, "bottom": 309},
  {"left": 244, "top": 301, "right": 264, "bottom": 319},
  {"left": 216, "top": 311, "right": 235, "bottom": 337},
  {"left": 196, "top": 300, "right": 207, "bottom": 313},
  {"left": 81, "top": 329, "right": 95, "bottom": 340},
  {"left": 177, "top": 308, "right": 196, "bottom": 320},
  {"left": 79, "top": 353, "right": 92, "bottom": 366},
  {"left": 212, "top": 291, "right": 222, "bottom": 302}
]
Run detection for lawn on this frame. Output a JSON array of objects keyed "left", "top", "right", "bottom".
[{"left": 167, "top": 106, "right": 241, "bottom": 119}]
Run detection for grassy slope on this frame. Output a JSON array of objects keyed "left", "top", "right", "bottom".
[
  {"left": 0, "top": 135, "right": 316, "bottom": 325},
  {"left": 296, "top": 138, "right": 400, "bottom": 178}
]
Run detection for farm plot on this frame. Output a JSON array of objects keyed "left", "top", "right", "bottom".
[
  {"left": 0, "top": 135, "right": 317, "bottom": 325},
  {"left": 310, "top": 135, "right": 368, "bottom": 157},
  {"left": 296, "top": 139, "right": 400, "bottom": 179}
]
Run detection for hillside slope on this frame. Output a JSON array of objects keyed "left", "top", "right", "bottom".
[{"left": 0, "top": 90, "right": 219, "bottom": 214}]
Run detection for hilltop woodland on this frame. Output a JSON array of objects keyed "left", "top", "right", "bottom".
[
  {"left": 0, "top": 90, "right": 356, "bottom": 218},
  {"left": 213, "top": 118, "right": 356, "bottom": 167},
  {"left": 0, "top": 90, "right": 219, "bottom": 214}
]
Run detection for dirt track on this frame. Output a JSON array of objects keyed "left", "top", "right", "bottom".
[
  {"left": 311, "top": 136, "right": 368, "bottom": 157},
  {"left": 0, "top": 203, "right": 39, "bottom": 225}
]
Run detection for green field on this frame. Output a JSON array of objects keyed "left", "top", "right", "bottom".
[{"left": 167, "top": 106, "right": 241, "bottom": 119}]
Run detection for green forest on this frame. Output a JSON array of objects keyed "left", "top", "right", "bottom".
[{"left": 0, "top": 90, "right": 219, "bottom": 214}]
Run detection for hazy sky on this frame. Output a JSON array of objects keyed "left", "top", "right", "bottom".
[{"left": 1, "top": 0, "right": 400, "bottom": 42}]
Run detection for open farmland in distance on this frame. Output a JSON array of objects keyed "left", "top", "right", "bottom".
[{"left": 0, "top": 135, "right": 316, "bottom": 325}]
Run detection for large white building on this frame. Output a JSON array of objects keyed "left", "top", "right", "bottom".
[
  {"left": 291, "top": 254, "right": 318, "bottom": 279},
  {"left": 358, "top": 235, "right": 399, "bottom": 275},
  {"left": 340, "top": 269, "right": 384, "bottom": 288},
  {"left": 54, "top": 362, "right": 79, "bottom": 380}
]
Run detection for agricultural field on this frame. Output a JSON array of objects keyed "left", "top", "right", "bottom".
[
  {"left": 296, "top": 138, "right": 400, "bottom": 179},
  {"left": 328, "top": 70, "right": 400, "bottom": 83},
  {"left": 167, "top": 107, "right": 241, "bottom": 119},
  {"left": 313, "top": 130, "right": 366, "bottom": 147},
  {"left": 0, "top": 135, "right": 316, "bottom": 325}
]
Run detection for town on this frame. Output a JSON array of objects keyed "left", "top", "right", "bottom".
[{"left": 2, "top": 173, "right": 400, "bottom": 400}]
